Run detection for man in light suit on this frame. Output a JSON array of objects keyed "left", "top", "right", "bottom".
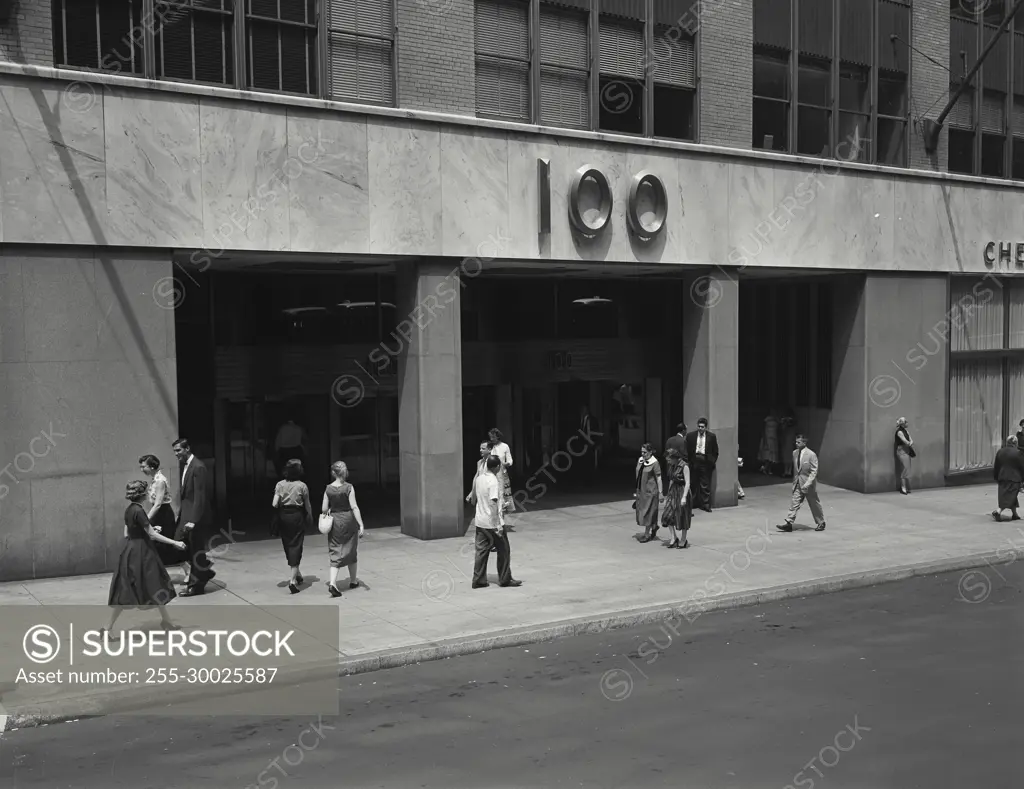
[
  {"left": 173, "top": 437, "right": 216, "bottom": 596},
  {"left": 776, "top": 434, "right": 826, "bottom": 532},
  {"left": 685, "top": 418, "right": 718, "bottom": 512}
]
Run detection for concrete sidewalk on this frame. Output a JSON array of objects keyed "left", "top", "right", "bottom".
[{"left": 1, "top": 480, "right": 1020, "bottom": 729}]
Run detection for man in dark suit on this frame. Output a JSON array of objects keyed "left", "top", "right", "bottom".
[
  {"left": 173, "top": 437, "right": 216, "bottom": 596},
  {"left": 686, "top": 417, "right": 719, "bottom": 512}
]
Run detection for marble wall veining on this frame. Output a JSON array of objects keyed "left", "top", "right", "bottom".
[{"left": 2, "top": 73, "right": 1024, "bottom": 274}]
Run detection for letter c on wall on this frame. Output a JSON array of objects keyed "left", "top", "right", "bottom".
[
  {"left": 627, "top": 171, "right": 668, "bottom": 239},
  {"left": 568, "top": 166, "right": 612, "bottom": 236}
]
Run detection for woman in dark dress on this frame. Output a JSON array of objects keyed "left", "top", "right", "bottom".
[
  {"left": 272, "top": 458, "right": 312, "bottom": 594},
  {"left": 992, "top": 435, "right": 1024, "bottom": 522},
  {"left": 661, "top": 448, "right": 691, "bottom": 549},
  {"left": 104, "top": 480, "right": 186, "bottom": 639},
  {"left": 634, "top": 443, "right": 663, "bottom": 543},
  {"left": 894, "top": 418, "right": 915, "bottom": 495},
  {"left": 323, "top": 461, "right": 366, "bottom": 598},
  {"left": 139, "top": 454, "right": 182, "bottom": 572}
]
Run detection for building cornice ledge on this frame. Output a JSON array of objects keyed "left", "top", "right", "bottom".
[{"left": 2, "top": 61, "right": 1022, "bottom": 191}]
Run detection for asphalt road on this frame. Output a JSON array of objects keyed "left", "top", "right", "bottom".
[{"left": 2, "top": 563, "right": 1021, "bottom": 789}]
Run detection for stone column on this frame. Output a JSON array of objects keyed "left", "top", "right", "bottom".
[
  {"left": 397, "top": 259, "right": 464, "bottom": 539},
  {"left": 682, "top": 273, "right": 739, "bottom": 508},
  {"left": 0, "top": 251, "right": 178, "bottom": 581}
]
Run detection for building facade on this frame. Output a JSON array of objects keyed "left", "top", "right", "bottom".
[{"left": 0, "top": 0, "right": 1022, "bottom": 580}]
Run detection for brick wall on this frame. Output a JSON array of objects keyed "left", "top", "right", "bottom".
[
  {"left": 396, "top": 0, "right": 476, "bottom": 115},
  {"left": 698, "top": 0, "right": 751, "bottom": 149},
  {"left": 0, "top": 0, "right": 54, "bottom": 66},
  {"left": 909, "top": 0, "right": 948, "bottom": 171}
]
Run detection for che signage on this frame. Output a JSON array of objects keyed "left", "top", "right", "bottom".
[
  {"left": 538, "top": 159, "right": 668, "bottom": 240},
  {"left": 984, "top": 241, "right": 1024, "bottom": 267}
]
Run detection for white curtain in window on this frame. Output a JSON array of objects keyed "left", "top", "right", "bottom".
[
  {"left": 1008, "top": 358, "right": 1024, "bottom": 433},
  {"left": 949, "top": 358, "right": 1003, "bottom": 471},
  {"left": 950, "top": 277, "right": 1004, "bottom": 352},
  {"left": 1008, "top": 280, "right": 1024, "bottom": 348}
]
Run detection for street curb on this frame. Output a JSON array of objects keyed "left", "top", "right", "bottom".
[{"left": 3, "top": 548, "right": 1018, "bottom": 732}]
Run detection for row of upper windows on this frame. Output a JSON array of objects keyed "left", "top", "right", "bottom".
[{"left": 46, "top": 0, "right": 1024, "bottom": 178}]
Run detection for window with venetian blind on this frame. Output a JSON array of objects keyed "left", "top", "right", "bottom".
[
  {"left": 52, "top": 0, "right": 144, "bottom": 72},
  {"left": 246, "top": 0, "right": 318, "bottom": 95},
  {"left": 652, "top": 0, "right": 695, "bottom": 140},
  {"left": 598, "top": 0, "right": 645, "bottom": 134},
  {"left": 475, "top": 0, "right": 530, "bottom": 122},
  {"left": 155, "top": 0, "right": 235, "bottom": 85},
  {"left": 539, "top": 0, "right": 590, "bottom": 129},
  {"left": 948, "top": 277, "right": 1024, "bottom": 472},
  {"left": 327, "top": 0, "right": 395, "bottom": 105}
]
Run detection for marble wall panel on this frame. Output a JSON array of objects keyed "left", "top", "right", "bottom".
[
  {"left": 894, "top": 179, "right": 957, "bottom": 273},
  {"left": 0, "top": 79, "right": 107, "bottom": 245},
  {"left": 833, "top": 172, "right": 896, "bottom": 270},
  {"left": 32, "top": 473, "right": 106, "bottom": 577},
  {"left": 625, "top": 148, "right": 680, "bottom": 264},
  {"left": 769, "top": 162, "right": 838, "bottom": 270},
  {"left": 287, "top": 112, "right": 370, "bottom": 254},
  {"left": 367, "top": 121, "right": 442, "bottom": 255},
  {"left": 727, "top": 161, "right": 776, "bottom": 271},
  {"left": 103, "top": 90, "right": 203, "bottom": 247},
  {"left": 946, "top": 183, "right": 1018, "bottom": 274},
  {"left": 93, "top": 254, "right": 174, "bottom": 366},
  {"left": 677, "top": 157, "right": 730, "bottom": 267},
  {"left": 440, "top": 129, "right": 510, "bottom": 258},
  {"left": 199, "top": 100, "right": 290, "bottom": 251}
]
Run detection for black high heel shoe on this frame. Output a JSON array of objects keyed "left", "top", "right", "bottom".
[
  {"left": 327, "top": 583, "right": 342, "bottom": 598},
  {"left": 288, "top": 583, "right": 300, "bottom": 594},
  {"left": 665, "top": 540, "right": 679, "bottom": 548}
]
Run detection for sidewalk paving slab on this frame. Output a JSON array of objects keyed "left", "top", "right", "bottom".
[{"left": 1, "top": 481, "right": 1021, "bottom": 731}]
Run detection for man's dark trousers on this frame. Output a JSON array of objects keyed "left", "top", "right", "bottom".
[
  {"left": 473, "top": 528, "right": 512, "bottom": 586},
  {"left": 692, "top": 458, "right": 713, "bottom": 511}
]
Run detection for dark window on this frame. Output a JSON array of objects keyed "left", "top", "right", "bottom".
[
  {"left": 55, "top": 0, "right": 145, "bottom": 72},
  {"left": 475, "top": 0, "right": 530, "bottom": 121},
  {"left": 982, "top": 132, "right": 1005, "bottom": 176},
  {"left": 599, "top": 74, "right": 644, "bottom": 133},
  {"left": 539, "top": 2, "right": 590, "bottom": 129},
  {"left": 246, "top": 0, "right": 317, "bottom": 95},
  {"left": 949, "top": 128, "right": 976, "bottom": 174},
  {"left": 653, "top": 85, "right": 695, "bottom": 140},
  {"left": 798, "top": 57, "right": 831, "bottom": 156},
  {"left": 1014, "top": 137, "right": 1024, "bottom": 179},
  {"left": 798, "top": 57, "right": 831, "bottom": 106},
  {"left": 878, "top": 71, "right": 907, "bottom": 116},
  {"left": 753, "top": 47, "right": 790, "bottom": 151},
  {"left": 797, "top": 106, "right": 831, "bottom": 156},
  {"left": 877, "top": 117, "right": 906, "bottom": 165},
  {"left": 155, "top": 0, "right": 235, "bottom": 85},
  {"left": 839, "top": 64, "right": 869, "bottom": 113}
]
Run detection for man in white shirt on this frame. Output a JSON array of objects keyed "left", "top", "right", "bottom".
[
  {"left": 472, "top": 456, "right": 522, "bottom": 589},
  {"left": 776, "top": 434, "right": 827, "bottom": 532},
  {"left": 685, "top": 418, "right": 719, "bottom": 512}
]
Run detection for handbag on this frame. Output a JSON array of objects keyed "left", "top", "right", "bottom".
[
  {"left": 318, "top": 513, "right": 333, "bottom": 535},
  {"left": 906, "top": 445, "right": 917, "bottom": 458}
]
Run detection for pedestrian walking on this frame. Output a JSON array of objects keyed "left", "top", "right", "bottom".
[
  {"left": 776, "top": 434, "right": 827, "bottom": 532},
  {"left": 272, "top": 458, "right": 312, "bottom": 594},
  {"left": 736, "top": 455, "right": 745, "bottom": 499},
  {"left": 471, "top": 455, "right": 522, "bottom": 588},
  {"left": 323, "top": 461, "right": 366, "bottom": 598},
  {"left": 172, "top": 438, "right": 215, "bottom": 596},
  {"left": 466, "top": 441, "right": 492, "bottom": 504},
  {"left": 488, "top": 428, "right": 515, "bottom": 514},
  {"left": 894, "top": 417, "right": 915, "bottom": 495},
  {"left": 661, "top": 447, "right": 690, "bottom": 549},
  {"left": 634, "top": 443, "right": 663, "bottom": 543},
  {"left": 992, "top": 436, "right": 1024, "bottom": 522},
  {"left": 686, "top": 418, "right": 718, "bottom": 512},
  {"left": 139, "top": 454, "right": 181, "bottom": 571},
  {"left": 103, "top": 480, "right": 186, "bottom": 640}
]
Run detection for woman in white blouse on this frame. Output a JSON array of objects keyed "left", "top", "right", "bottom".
[
  {"left": 139, "top": 454, "right": 184, "bottom": 573},
  {"left": 488, "top": 428, "right": 514, "bottom": 514}
]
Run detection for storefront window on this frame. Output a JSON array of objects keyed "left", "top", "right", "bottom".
[{"left": 948, "top": 278, "right": 1024, "bottom": 471}]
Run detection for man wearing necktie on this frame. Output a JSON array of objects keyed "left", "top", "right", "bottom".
[
  {"left": 685, "top": 418, "right": 718, "bottom": 512},
  {"left": 776, "top": 434, "right": 826, "bottom": 532}
]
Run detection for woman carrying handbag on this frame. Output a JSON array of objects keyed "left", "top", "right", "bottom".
[{"left": 322, "top": 461, "right": 366, "bottom": 598}]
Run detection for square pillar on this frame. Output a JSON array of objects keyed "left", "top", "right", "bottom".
[
  {"left": 682, "top": 274, "right": 739, "bottom": 508},
  {"left": 397, "top": 260, "right": 464, "bottom": 539}
]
